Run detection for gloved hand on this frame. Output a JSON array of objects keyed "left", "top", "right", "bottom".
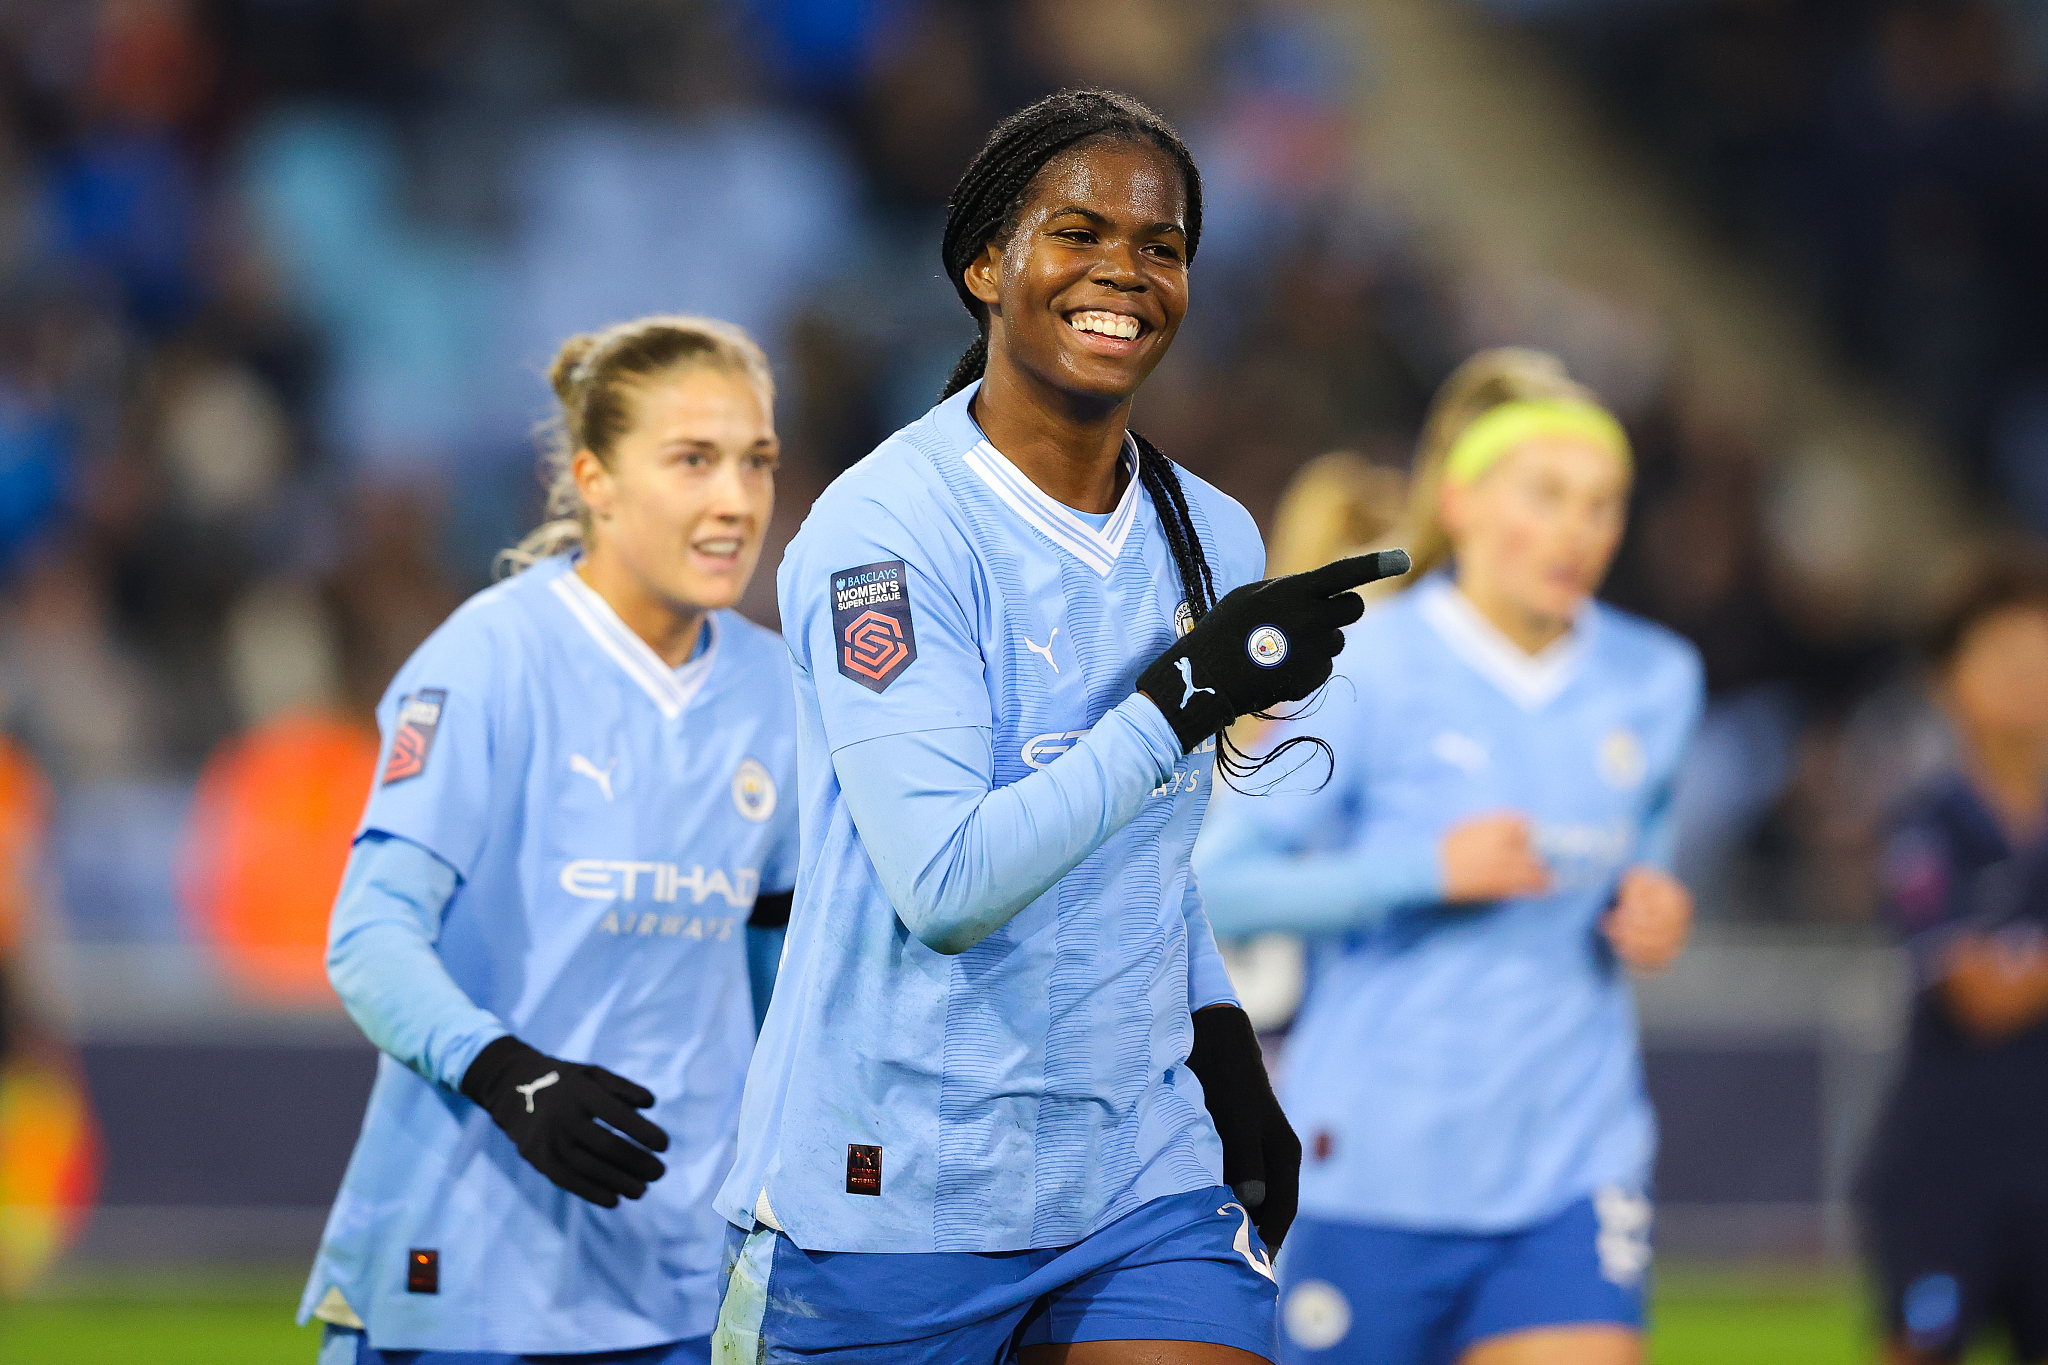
[
  {"left": 1185, "top": 1005, "right": 1300, "bottom": 1252},
  {"left": 460, "top": 1035, "right": 669, "bottom": 1207},
  {"left": 1137, "top": 550, "right": 1410, "bottom": 752}
]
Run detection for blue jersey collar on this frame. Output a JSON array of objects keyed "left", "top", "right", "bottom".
[
  {"left": 547, "top": 559, "right": 719, "bottom": 719},
  {"left": 1415, "top": 573, "right": 1593, "bottom": 712},
  {"left": 937, "top": 380, "right": 1146, "bottom": 579}
]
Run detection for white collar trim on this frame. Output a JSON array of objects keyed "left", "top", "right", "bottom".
[
  {"left": 1417, "top": 577, "right": 1589, "bottom": 712},
  {"left": 961, "top": 434, "right": 1143, "bottom": 578},
  {"left": 549, "top": 568, "right": 718, "bottom": 719}
]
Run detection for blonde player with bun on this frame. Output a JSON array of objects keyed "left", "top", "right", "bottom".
[
  {"left": 1196, "top": 349, "right": 1703, "bottom": 1365},
  {"left": 300, "top": 317, "right": 798, "bottom": 1365}
]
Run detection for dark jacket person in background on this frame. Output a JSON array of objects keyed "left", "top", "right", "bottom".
[{"left": 1861, "top": 556, "right": 2048, "bottom": 1365}]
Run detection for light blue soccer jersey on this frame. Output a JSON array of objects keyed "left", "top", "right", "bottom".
[
  {"left": 713, "top": 381, "right": 1265, "bottom": 1254},
  {"left": 298, "top": 556, "right": 799, "bottom": 1354},
  {"left": 1198, "top": 574, "right": 1703, "bottom": 1232}
]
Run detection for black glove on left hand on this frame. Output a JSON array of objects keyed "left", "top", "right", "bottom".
[
  {"left": 460, "top": 1035, "right": 670, "bottom": 1208},
  {"left": 1185, "top": 1005, "right": 1301, "bottom": 1253}
]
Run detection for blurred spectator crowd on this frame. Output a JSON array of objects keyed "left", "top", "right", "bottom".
[
  {"left": 1519, "top": 0, "right": 2048, "bottom": 922},
  {"left": 0, "top": 0, "right": 2030, "bottom": 976}
]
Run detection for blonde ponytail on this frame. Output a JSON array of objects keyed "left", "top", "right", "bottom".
[
  {"left": 1389, "top": 347, "right": 1597, "bottom": 590},
  {"left": 499, "top": 315, "right": 775, "bottom": 575}
]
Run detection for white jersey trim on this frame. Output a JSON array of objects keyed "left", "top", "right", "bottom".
[
  {"left": 962, "top": 435, "right": 1142, "bottom": 578},
  {"left": 1417, "top": 577, "right": 1589, "bottom": 712},
  {"left": 550, "top": 569, "right": 719, "bottom": 719}
]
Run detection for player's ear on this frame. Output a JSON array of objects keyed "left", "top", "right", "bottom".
[
  {"left": 964, "top": 243, "right": 1002, "bottom": 309},
  {"left": 572, "top": 448, "right": 615, "bottom": 522}
]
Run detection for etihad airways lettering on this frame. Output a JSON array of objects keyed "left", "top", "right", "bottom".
[
  {"left": 599, "top": 911, "right": 736, "bottom": 941},
  {"left": 559, "top": 860, "right": 760, "bottom": 906}
]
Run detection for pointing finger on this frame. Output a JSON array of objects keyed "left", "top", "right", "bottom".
[{"left": 1294, "top": 549, "right": 1412, "bottom": 598}]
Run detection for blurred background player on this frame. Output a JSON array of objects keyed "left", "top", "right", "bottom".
[
  {"left": 712, "top": 89, "right": 1405, "bottom": 1365},
  {"left": 1857, "top": 557, "right": 2048, "bottom": 1365},
  {"left": 1261, "top": 452, "right": 1409, "bottom": 582},
  {"left": 300, "top": 316, "right": 799, "bottom": 1365},
  {"left": 1196, "top": 348, "right": 1701, "bottom": 1365}
]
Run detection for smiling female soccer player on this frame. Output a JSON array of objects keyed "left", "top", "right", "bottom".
[
  {"left": 1196, "top": 348, "right": 1701, "bottom": 1365},
  {"left": 710, "top": 90, "right": 1404, "bottom": 1365},
  {"left": 298, "top": 316, "right": 799, "bottom": 1365}
]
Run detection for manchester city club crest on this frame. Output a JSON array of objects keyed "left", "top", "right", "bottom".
[
  {"left": 732, "top": 757, "right": 777, "bottom": 822},
  {"left": 1247, "top": 625, "right": 1289, "bottom": 668},
  {"left": 1597, "top": 728, "right": 1646, "bottom": 790}
]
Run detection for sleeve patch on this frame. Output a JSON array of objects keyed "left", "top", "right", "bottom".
[
  {"left": 832, "top": 561, "right": 918, "bottom": 693},
  {"left": 382, "top": 688, "right": 448, "bottom": 785}
]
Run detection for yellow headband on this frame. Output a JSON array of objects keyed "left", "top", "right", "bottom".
[{"left": 1441, "top": 399, "right": 1631, "bottom": 487}]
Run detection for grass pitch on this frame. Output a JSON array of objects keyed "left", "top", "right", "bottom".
[{"left": 0, "top": 1262, "right": 2009, "bottom": 1363}]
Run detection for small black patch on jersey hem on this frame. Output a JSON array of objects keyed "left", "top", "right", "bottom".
[
  {"left": 406, "top": 1248, "right": 438, "bottom": 1294},
  {"left": 846, "top": 1144, "right": 882, "bottom": 1196}
]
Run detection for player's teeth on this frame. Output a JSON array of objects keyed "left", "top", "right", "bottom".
[{"left": 1068, "top": 312, "right": 1140, "bottom": 339}]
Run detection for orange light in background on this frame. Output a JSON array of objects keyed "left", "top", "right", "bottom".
[
  {"left": 179, "top": 710, "right": 379, "bottom": 1004},
  {"left": 0, "top": 738, "right": 100, "bottom": 1292},
  {"left": 0, "top": 737, "right": 49, "bottom": 960},
  {"left": 0, "top": 1057, "right": 100, "bottom": 1294}
]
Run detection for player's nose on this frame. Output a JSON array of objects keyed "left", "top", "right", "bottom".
[
  {"left": 1089, "top": 243, "right": 1145, "bottom": 291},
  {"left": 702, "top": 460, "right": 756, "bottom": 517}
]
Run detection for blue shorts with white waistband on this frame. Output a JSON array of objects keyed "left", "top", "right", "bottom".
[
  {"left": 712, "top": 1185, "right": 1279, "bottom": 1363},
  {"left": 1274, "top": 1191, "right": 1650, "bottom": 1365}
]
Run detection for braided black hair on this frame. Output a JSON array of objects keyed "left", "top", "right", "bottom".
[{"left": 940, "top": 89, "right": 1331, "bottom": 790}]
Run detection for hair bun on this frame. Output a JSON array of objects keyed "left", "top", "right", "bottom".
[{"left": 548, "top": 333, "right": 600, "bottom": 404}]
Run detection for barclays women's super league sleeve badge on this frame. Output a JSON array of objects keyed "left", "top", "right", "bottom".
[{"left": 832, "top": 561, "right": 918, "bottom": 693}]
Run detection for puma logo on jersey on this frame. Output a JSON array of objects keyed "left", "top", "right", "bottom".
[
  {"left": 515, "top": 1071, "right": 559, "bottom": 1113},
  {"left": 1176, "top": 657, "right": 1215, "bottom": 709},
  {"left": 570, "top": 753, "right": 616, "bottom": 801},
  {"left": 1023, "top": 629, "right": 1060, "bottom": 673}
]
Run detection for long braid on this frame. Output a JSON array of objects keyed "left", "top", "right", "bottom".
[
  {"left": 1137, "top": 432, "right": 1334, "bottom": 789},
  {"left": 1133, "top": 434, "right": 1215, "bottom": 620}
]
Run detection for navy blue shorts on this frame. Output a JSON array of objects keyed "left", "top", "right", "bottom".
[
  {"left": 712, "top": 1185, "right": 1280, "bottom": 1362},
  {"left": 1275, "top": 1190, "right": 1650, "bottom": 1364},
  {"left": 317, "top": 1325, "right": 710, "bottom": 1364}
]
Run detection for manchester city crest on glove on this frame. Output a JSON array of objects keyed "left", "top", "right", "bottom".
[
  {"left": 1247, "top": 626, "right": 1289, "bottom": 668},
  {"left": 833, "top": 561, "right": 918, "bottom": 693}
]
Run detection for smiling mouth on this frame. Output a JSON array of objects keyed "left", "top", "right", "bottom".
[
  {"left": 1066, "top": 309, "right": 1146, "bottom": 341},
  {"left": 693, "top": 537, "right": 744, "bottom": 561}
]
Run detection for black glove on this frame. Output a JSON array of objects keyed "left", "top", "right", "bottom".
[
  {"left": 460, "top": 1035, "right": 669, "bottom": 1207},
  {"left": 1137, "top": 550, "right": 1410, "bottom": 752},
  {"left": 1185, "top": 1005, "right": 1301, "bottom": 1253}
]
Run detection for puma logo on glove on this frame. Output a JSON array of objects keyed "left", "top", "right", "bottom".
[
  {"left": 461, "top": 1037, "right": 669, "bottom": 1208},
  {"left": 1137, "top": 550, "right": 1411, "bottom": 752},
  {"left": 515, "top": 1071, "right": 560, "bottom": 1112}
]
